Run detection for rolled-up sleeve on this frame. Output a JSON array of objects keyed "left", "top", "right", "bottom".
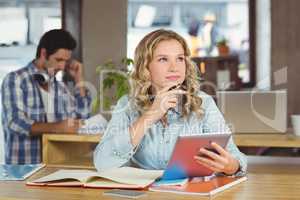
[
  {"left": 1, "top": 73, "right": 34, "bottom": 136},
  {"left": 201, "top": 93, "right": 247, "bottom": 176},
  {"left": 93, "top": 96, "right": 136, "bottom": 171}
]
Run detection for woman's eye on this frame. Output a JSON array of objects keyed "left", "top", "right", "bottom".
[
  {"left": 177, "top": 57, "right": 185, "bottom": 62},
  {"left": 158, "top": 57, "right": 167, "bottom": 62}
]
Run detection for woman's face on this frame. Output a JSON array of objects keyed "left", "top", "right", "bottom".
[{"left": 148, "top": 39, "right": 186, "bottom": 93}]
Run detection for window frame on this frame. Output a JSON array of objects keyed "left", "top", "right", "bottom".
[
  {"left": 245, "top": 0, "right": 256, "bottom": 88},
  {"left": 61, "top": 0, "right": 257, "bottom": 87}
]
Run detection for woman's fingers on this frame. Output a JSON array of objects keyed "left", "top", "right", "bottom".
[
  {"left": 149, "top": 84, "right": 186, "bottom": 120},
  {"left": 195, "top": 160, "right": 220, "bottom": 172},
  {"left": 167, "top": 97, "right": 178, "bottom": 103},
  {"left": 168, "top": 89, "right": 187, "bottom": 95},
  {"left": 211, "top": 142, "right": 229, "bottom": 157},
  {"left": 198, "top": 148, "right": 228, "bottom": 165},
  {"left": 195, "top": 144, "right": 240, "bottom": 175},
  {"left": 161, "top": 97, "right": 177, "bottom": 111},
  {"left": 194, "top": 156, "right": 224, "bottom": 171},
  {"left": 159, "top": 84, "right": 178, "bottom": 93}
]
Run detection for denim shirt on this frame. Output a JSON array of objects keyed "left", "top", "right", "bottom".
[{"left": 94, "top": 92, "right": 247, "bottom": 176}]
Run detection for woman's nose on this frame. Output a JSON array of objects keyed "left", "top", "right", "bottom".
[{"left": 168, "top": 61, "right": 177, "bottom": 72}]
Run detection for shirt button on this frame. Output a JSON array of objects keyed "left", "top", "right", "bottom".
[{"left": 113, "top": 150, "right": 121, "bottom": 157}]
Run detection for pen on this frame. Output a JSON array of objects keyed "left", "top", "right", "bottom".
[{"left": 149, "top": 84, "right": 185, "bottom": 102}]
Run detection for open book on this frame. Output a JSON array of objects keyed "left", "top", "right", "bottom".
[
  {"left": 27, "top": 167, "right": 163, "bottom": 189},
  {"left": 149, "top": 176, "right": 247, "bottom": 196}
]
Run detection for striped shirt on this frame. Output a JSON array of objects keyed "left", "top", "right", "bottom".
[{"left": 1, "top": 61, "right": 91, "bottom": 164}]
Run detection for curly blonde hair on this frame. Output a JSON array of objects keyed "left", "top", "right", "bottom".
[{"left": 130, "top": 29, "right": 203, "bottom": 118}]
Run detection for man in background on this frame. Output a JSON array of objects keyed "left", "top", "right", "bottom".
[{"left": 1, "top": 29, "right": 91, "bottom": 164}]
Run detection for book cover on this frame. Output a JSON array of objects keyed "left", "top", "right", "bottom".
[
  {"left": 152, "top": 178, "right": 189, "bottom": 187},
  {"left": 149, "top": 176, "right": 247, "bottom": 196},
  {"left": 0, "top": 164, "right": 45, "bottom": 181},
  {"left": 27, "top": 167, "right": 163, "bottom": 189}
]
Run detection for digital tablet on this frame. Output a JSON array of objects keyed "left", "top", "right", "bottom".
[{"left": 161, "top": 133, "right": 231, "bottom": 180}]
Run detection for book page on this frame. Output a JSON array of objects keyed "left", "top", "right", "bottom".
[
  {"left": 32, "top": 169, "right": 98, "bottom": 183},
  {"left": 90, "top": 167, "right": 163, "bottom": 186},
  {"left": 31, "top": 167, "right": 163, "bottom": 187},
  {"left": 85, "top": 179, "right": 149, "bottom": 189}
]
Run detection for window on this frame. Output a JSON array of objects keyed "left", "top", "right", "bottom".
[{"left": 127, "top": 0, "right": 255, "bottom": 87}]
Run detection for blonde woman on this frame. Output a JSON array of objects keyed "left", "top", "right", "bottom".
[{"left": 94, "top": 29, "right": 247, "bottom": 176}]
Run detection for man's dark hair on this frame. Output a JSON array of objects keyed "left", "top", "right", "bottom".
[{"left": 36, "top": 29, "right": 76, "bottom": 58}]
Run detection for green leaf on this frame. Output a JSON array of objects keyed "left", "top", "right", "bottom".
[
  {"left": 97, "top": 57, "right": 132, "bottom": 110},
  {"left": 122, "top": 57, "right": 134, "bottom": 66},
  {"left": 91, "top": 96, "right": 100, "bottom": 114},
  {"left": 103, "top": 77, "right": 114, "bottom": 89},
  {"left": 103, "top": 97, "right": 111, "bottom": 110}
]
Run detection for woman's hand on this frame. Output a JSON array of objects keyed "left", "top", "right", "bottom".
[
  {"left": 130, "top": 84, "right": 186, "bottom": 147},
  {"left": 143, "top": 84, "right": 186, "bottom": 124},
  {"left": 194, "top": 142, "right": 240, "bottom": 175}
]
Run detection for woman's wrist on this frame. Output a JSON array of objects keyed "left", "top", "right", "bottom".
[
  {"left": 142, "top": 110, "right": 160, "bottom": 126},
  {"left": 224, "top": 158, "right": 240, "bottom": 175}
]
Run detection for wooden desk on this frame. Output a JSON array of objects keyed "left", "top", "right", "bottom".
[
  {"left": 233, "top": 133, "right": 300, "bottom": 147},
  {"left": 42, "top": 133, "right": 300, "bottom": 169},
  {"left": 43, "top": 134, "right": 101, "bottom": 169},
  {"left": 0, "top": 157, "right": 299, "bottom": 200}
]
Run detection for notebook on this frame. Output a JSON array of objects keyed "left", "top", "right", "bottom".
[
  {"left": 27, "top": 167, "right": 163, "bottom": 189},
  {"left": 0, "top": 164, "right": 45, "bottom": 181},
  {"left": 149, "top": 175, "right": 247, "bottom": 196},
  {"left": 152, "top": 178, "right": 189, "bottom": 187}
]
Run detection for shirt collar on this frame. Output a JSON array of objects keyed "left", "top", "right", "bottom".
[{"left": 28, "top": 60, "right": 49, "bottom": 75}]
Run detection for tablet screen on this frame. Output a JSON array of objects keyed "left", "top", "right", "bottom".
[{"left": 162, "top": 133, "right": 231, "bottom": 180}]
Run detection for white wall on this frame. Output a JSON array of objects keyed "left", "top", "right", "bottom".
[{"left": 82, "top": 0, "right": 128, "bottom": 89}]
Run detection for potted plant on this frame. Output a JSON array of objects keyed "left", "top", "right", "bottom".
[
  {"left": 92, "top": 58, "right": 133, "bottom": 114},
  {"left": 216, "top": 38, "right": 230, "bottom": 56}
]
